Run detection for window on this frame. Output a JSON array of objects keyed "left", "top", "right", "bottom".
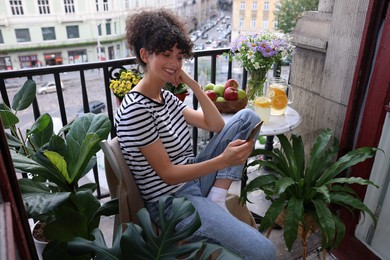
[
  {"left": 97, "top": 24, "right": 102, "bottom": 36},
  {"left": 124, "top": 0, "right": 129, "bottom": 9},
  {"left": 38, "top": 0, "right": 50, "bottom": 14},
  {"left": 0, "top": 30, "right": 3, "bottom": 44},
  {"left": 262, "top": 19, "right": 268, "bottom": 29},
  {"left": 41, "top": 27, "right": 56, "bottom": 41},
  {"left": 10, "top": 0, "right": 24, "bottom": 15},
  {"left": 240, "top": 1, "right": 245, "bottom": 10},
  {"left": 64, "top": 0, "right": 75, "bottom": 13},
  {"left": 68, "top": 49, "right": 87, "bottom": 63},
  {"left": 66, "top": 25, "right": 79, "bottom": 38},
  {"left": 239, "top": 18, "right": 244, "bottom": 28},
  {"left": 252, "top": 1, "right": 257, "bottom": 10},
  {"left": 103, "top": 0, "right": 108, "bottom": 11},
  {"left": 251, "top": 18, "right": 257, "bottom": 28},
  {"left": 105, "top": 22, "right": 111, "bottom": 35},
  {"left": 96, "top": 0, "right": 109, "bottom": 11},
  {"left": 15, "top": 28, "right": 31, "bottom": 42},
  {"left": 264, "top": 1, "right": 269, "bottom": 11}
]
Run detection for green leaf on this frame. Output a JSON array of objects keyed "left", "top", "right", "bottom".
[
  {"left": 312, "top": 185, "right": 330, "bottom": 203},
  {"left": 259, "top": 198, "right": 286, "bottom": 232},
  {"left": 0, "top": 109, "right": 19, "bottom": 128},
  {"left": 312, "top": 199, "right": 335, "bottom": 249},
  {"left": 67, "top": 228, "right": 121, "bottom": 259},
  {"left": 44, "top": 150, "right": 72, "bottom": 183},
  {"left": 283, "top": 197, "right": 304, "bottom": 251},
  {"left": 65, "top": 114, "right": 110, "bottom": 182},
  {"left": 330, "top": 193, "right": 377, "bottom": 226},
  {"left": 332, "top": 215, "right": 346, "bottom": 248},
  {"left": 28, "top": 113, "right": 54, "bottom": 149},
  {"left": 277, "top": 134, "right": 299, "bottom": 181},
  {"left": 20, "top": 191, "right": 71, "bottom": 221},
  {"left": 326, "top": 177, "right": 379, "bottom": 188},
  {"left": 12, "top": 79, "right": 36, "bottom": 112},
  {"left": 292, "top": 134, "right": 305, "bottom": 178},
  {"left": 316, "top": 147, "right": 377, "bottom": 186},
  {"left": 275, "top": 176, "right": 295, "bottom": 195},
  {"left": 305, "top": 129, "right": 333, "bottom": 180},
  {"left": 241, "top": 174, "right": 278, "bottom": 203},
  {"left": 12, "top": 150, "right": 70, "bottom": 191}
]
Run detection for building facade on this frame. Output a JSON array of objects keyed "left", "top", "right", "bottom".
[
  {"left": 231, "top": 0, "right": 279, "bottom": 40},
  {"left": 0, "top": 0, "right": 216, "bottom": 70}
]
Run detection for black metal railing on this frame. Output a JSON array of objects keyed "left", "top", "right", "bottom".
[{"left": 0, "top": 47, "right": 281, "bottom": 199}]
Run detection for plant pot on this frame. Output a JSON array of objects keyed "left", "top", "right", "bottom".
[
  {"left": 275, "top": 208, "right": 318, "bottom": 241},
  {"left": 32, "top": 221, "right": 48, "bottom": 260},
  {"left": 175, "top": 91, "right": 189, "bottom": 102},
  {"left": 116, "top": 96, "right": 123, "bottom": 106}
]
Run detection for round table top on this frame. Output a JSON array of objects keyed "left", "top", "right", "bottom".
[{"left": 221, "top": 106, "right": 301, "bottom": 136}]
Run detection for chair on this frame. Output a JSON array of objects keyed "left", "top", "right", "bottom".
[{"left": 100, "top": 137, "right": 257, "bottom": 229}]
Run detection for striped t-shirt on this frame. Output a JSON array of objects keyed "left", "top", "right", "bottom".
[{"left": 115, "top": 89, "right": 193, "bottom": 202}]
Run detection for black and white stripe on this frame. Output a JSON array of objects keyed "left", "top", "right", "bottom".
[{"left": 115, "top": 90, "right": 193, "bottom": 202}]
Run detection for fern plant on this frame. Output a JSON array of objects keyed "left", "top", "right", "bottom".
[{"left": 241, "top": 129, "right": 378, "bottom": 251}]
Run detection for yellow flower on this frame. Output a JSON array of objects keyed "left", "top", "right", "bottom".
[{"left": 109, "top": 69, "right": 143, "bottom": 98}]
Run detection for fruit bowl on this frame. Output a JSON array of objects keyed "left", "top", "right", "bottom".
[{"left": 213, "top": 98, "right": 248, "bottom": 114}]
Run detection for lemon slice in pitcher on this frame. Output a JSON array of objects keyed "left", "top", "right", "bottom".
[{"left": 271, "top": 95, "right": 288, "bottom": 110}]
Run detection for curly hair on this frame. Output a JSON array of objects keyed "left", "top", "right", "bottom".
[{"left": 125, "top": 9, "right": 194, "bottom": 68}]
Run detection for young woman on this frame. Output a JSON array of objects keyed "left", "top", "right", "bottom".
[{"left": 115, "top": 9, "right": 276, "bottom": 259}]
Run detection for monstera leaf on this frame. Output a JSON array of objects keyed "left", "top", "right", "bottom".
[{"left": 67, "top": 196, "right": 241, "bottom": 259}]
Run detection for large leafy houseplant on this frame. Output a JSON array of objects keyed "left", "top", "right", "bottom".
[
  {"left": 67, "top": 196, "right": 241, "bottom": 259},
  {"left": 241, "top": 129, "right": 378, "bottom": 254},
  {"left": 0, "top": 79, "right": 118, "bottom": 259}
]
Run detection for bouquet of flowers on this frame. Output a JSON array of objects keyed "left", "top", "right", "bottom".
[
  {"left": 109, "top": 69, "right": 142, "bottom": 99},
  {"left": 227, "top": 30, "right": 294, "bottom": 72},
  {"left": 226, "top": 31, "right": 293, "bottom": 99}
]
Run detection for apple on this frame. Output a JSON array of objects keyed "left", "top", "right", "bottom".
[
  {"left": 216, "top": 96, "right": 225, "bottom": 102},
  {"left": 213, "top": 84, "right": 225, "bottom": 97},
  {"left": 237, "top": 89, "right": 247, "bottom": 100},
  {"left": 204, "top": 82, "right": 215, "bottom": 91},
  {"left": 223, "top": 87, "right": 239, "bottom": 101},
  {"left": 205, "top": 90, "right": 218, "bottom": 101},
  {"left": 225, "top": 79, "right": 239, "bottom": 89}
]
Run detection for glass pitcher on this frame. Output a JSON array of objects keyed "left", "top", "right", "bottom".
[{"left": 265, "top": 77, "right": 293, "bottom": 115}]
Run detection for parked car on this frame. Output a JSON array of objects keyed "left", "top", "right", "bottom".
[
  {"left": 37, "top": 81, "right": 64, "bottom": 94},
  {"left": 194, "top": 43, "right": 205, "bottom": 50},
  {"left": 77, "top": 100, "right": 105, "bottom": 117}
]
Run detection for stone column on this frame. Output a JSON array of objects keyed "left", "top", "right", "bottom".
[{"left": 289, "top": 0, "right": 369, "bottom": 149}]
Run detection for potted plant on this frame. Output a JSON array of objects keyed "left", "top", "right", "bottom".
[
  {"left": 164, "top": 82, "right": 189, "bottom": 102},
  {"left": 109, "top": 68, "right": 142, "bottom": 104},
  {"left": 241, "top": 129, "right": 378, "bottom": 258},
  {"left": 67, "top": 196, "right": 241, "bottom": 259},
  {"left": 0, "top": 79, "right": 118, "bottom": 259}
]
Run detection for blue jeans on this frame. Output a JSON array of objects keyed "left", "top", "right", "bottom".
[{"left": 146, "top": 109, "right": 276, "bottom": 259}]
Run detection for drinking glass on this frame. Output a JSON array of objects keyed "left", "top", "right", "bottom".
[
  {"left": 266, "top": 78, "right": 293, "bottom": 115},
  {"left": 253, "top": 96, "right": 272, "bottom": 123}
]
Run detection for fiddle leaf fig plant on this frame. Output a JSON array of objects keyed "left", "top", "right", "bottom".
[
  {"left": 67, "top": 196, "right": 241, "bottom": 259},
  {"left": 241, "top": 129, "right": 379, "bottom": 251},
  {"left": 0, "top": 79, "right": 118, "bottom": 258}
]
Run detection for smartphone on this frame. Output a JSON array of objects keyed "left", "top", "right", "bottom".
[{"left": 247, "top": 121, "right": 264, "bottom": 141}]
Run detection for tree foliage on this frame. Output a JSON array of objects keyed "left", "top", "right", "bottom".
[{"left": 275, "top": 0, "right": 319, "bottom": 33}]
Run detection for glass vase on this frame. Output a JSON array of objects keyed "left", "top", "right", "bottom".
[{"left": 246, "top": 69, "right": 268, "bottom": 101}]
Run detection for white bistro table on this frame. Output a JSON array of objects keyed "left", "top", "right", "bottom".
[{"left": 220, "top": 106, "right": 301, "bottom": 136}]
